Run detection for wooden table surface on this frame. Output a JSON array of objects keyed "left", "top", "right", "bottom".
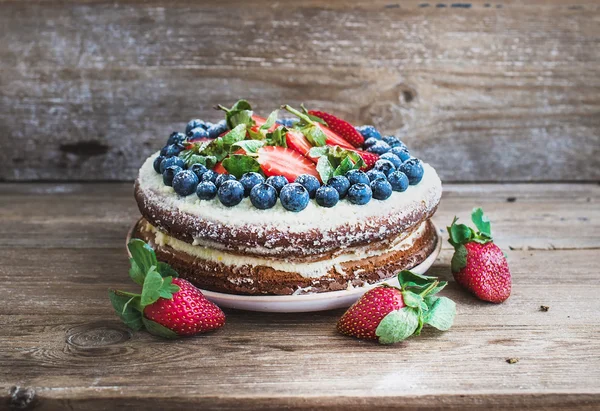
[{"left": 1, "top": 182, "right": 599, "bottom": 410}]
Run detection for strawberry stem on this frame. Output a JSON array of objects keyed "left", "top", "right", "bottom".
[
  {"left": 419, "top": 280, "right": 439, "bottom": 297},
  {"left": 282, "top": 105, "right": 315, "bottom": 125}
]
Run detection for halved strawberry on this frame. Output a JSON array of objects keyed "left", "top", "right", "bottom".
[
  {"left": 213, "top": 162, "right": 228, "bottom": 174},
  {"left": 318, "top": 123, "right": 355, "bottom": 150},
  {"left": 252, "top": 115, "right": 278, "bottom": 133},
  {"left": 257, "top": 146, "right": 320, "bottom": 182},
  {"left": 353, "top": 149, "right": 379, "bottom": 170},
  {"left": 286, "top": 130, "right": 317, "bottom": 162},
  {"left": 308, "top": 110, "right": 365, "bottom": 148}
]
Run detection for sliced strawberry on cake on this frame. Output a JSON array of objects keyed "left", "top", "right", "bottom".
[{"left": 257, "top": 146, "right": 320, "bottom": 182}]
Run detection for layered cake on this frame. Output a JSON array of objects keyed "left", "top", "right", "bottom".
[{"left": 132, "top": 101, "right": 442, "bottom": 295}]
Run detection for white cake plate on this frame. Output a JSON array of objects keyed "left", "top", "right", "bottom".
[{"left": 127, "top": 221, "right": 442, "bottom": 313}]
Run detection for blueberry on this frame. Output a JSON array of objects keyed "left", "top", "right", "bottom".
[
  {"left": 387, "top": 171, "right": 409, "bottom": 192},
  {"left": 315, "top": 185, "right": 339, "bottom": 208},
  {"left": 366, "top": 169, "right": 386, "bottom": 182},
  {"left": 186, "top": 119, "right": 206, "bottom": 134},
  {"left": 188, "top": 127, "right": 209, "bottom": 141},
  {"left": 217, "top": 180, "right": 245, "bottom": 207},
  {"left": 280, "top": 183, "right": 310, "bottom": 212},
  {"left": 196, "top": 181, "right": 217, "bottom": 200},
  {"left": 162, "top": 165, "right": 183, "bottom": 187},
  {"left": 373, "top": 159, "right": 396, "bottom": 177},
  {"left": 399, "top": 158, "right": 425, "bottom": 185},
  {"left": 363, "top": 137, "right": 379, "bottom": 148},
  {"left": 379, "top": 153, "right": 403, "bottom": 169},
  {"left": 215, "top": 173, "right": 237, "bottom": 188},
  {"left": 265, "top": 175, "right": 288, "bottom": 194},
  {"left": 390, "top": 146, "right": 411, "bottom": 162},
  {"left": 190, "top": 163, "right": 208, "bottom": 180},
  {"left": 201, "top": 170, "right": 219, "bottom": 184},
  {"left": 203, "top": 121, "right": 215, "bottom": 130},
  {"left": 276, "top": 118, "right": 298, "bottom": 127},
  {"left": 207, "top": 120, "right": 228, "bottom": 139},
  {"left": 346, "top": 170, "right": 370, "bottom": 186},
  {"left": 167, "top": 132, "right": 186, "bottom": 146},
  {"left": 240, "top": 172, "right": 265, "bottom": 196},
  {"left": 382, "top": 135, "right": 405, "bottom": 149},
  {"left": 347, "top": 183, "right": 372, "bottom": 205},
  {"left": 366, "top": 141, "right": 391, "bottom": 155},
  {"left": 159, "top": 156, "right": 185, "bottom": 174},
  {"left": 250, "top": 183, "right": 278, "bottom": 209},
  {"left": 370, "top": 178, "right": 393, "bottom": 200},
  {"left": 153, "top": 155, "right": 165, "bottom": 174},
  {"left": 172, "top": 170, "right": 199, "bottom": 196},
  {"left": 355, "top": 125, "right": 382, "bottom": 140},
  {"left": 327, "top": 175, "right": 350, "bottom": 199},
  {"left": 160, "top": 143, "right": 184, "bottom": 158},
  {"left": 295, "top": 174, "right": 320, "bottom": 199}
]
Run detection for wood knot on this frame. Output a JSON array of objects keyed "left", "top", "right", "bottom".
[
  {"left": 9, "top": 386, "right": 36, "bottom": 410},
  {"left": 66, "top": 323, "right": 132, "bottom": 348},
  {"left": 59, "top": 141, "right": 109, "bottom": 157}
]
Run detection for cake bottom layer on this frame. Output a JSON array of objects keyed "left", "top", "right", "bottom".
[{"left": 132, "top": 219, "right": 438, "bottom": 296}]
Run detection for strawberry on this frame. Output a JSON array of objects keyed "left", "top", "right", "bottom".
[
  {"left": 286, "top": 130, "right": 318, "bottom": 162},
  {"left": 337, "top": 271, "right": 456, "bottom": 344},
  {"left": 352, "top": 149, "right": 379, "bottom": 170},
  {"left": 213, "top": 161, "right": 228, "bottom": 174},
  {"left": 143, "top": 277, "right": 225, "bottom": 336},
  {"left": 256, "top": 145, "right": 320, "bottom": 182},
  {"left": 308, "top": 110, "right": 365, "bottom": 148},
  {"left": 447, "top": 208, "right": 511, "bottom": 303},
  {"left": 109, "top": 239, "right": 225, "bottom": 338}
]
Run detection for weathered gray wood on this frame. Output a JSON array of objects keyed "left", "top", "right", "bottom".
[
  {"left": 1, "top": 182, "right": 599, "bottom": 410},
  {"left": 1, "top": 0, "right": 599, "bottom": 182}
]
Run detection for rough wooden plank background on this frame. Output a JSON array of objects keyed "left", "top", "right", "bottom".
[
  {"left": 1, "top": 182, "right": 599, "bottom": 410},
  {"left": 0, "top": 0, "right": 599, "bottom": 182}
]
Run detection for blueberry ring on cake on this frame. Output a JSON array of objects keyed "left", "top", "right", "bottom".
[{"left": 131, "top": 100, "right": 442, "bottom": 295}]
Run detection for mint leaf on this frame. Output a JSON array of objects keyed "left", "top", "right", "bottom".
[
  {"left": 108, "top": 290, "right": 143, "bottom": 330},
  {"left": 128, "top": 258, "right": 145, "bottom": 286},
  {"left": 308, "top": 146, "right": 329, "bottom": 158},
  {"left": 423, "top": 296, "right": 456, "bottom": 331},
  {"left": 140, "top": 267, "right": 164, "bottom": 307},
  {"left": 222, "top": 124, "right": 247, "bottom": 147},
  {"left": 299, "top": 123, "right": 327, "bottom": 147},
  {"left": 127, "top": 239, "right": 157, "bottom": 275},
  {"left": 232, "top": 140, "right": 264, "bottom": 154},
  {"left": 259, "top": 110, "right": 278, "bottom": 132},
  {"left": 178, "top": 151, "right": 218, "bottom": 169},
  {"left": 316, "top": 156, "right": 335, "bottom": 183},
  {"left": 218, "top": 100, "right": 255, "bottom": 129},
  {"left": 375, "top": 307, "right": 420, "bottom": 344},
  {"left": 471, "top": 207, "right": 492, "bottom": 237},
  {"left": 222, "top": 155, "right": 261, "bottom": 179},
  {"left": 157, "top": 261, "right": 179, "bottom": 278},
  {"left": 451, "top": 244, "right": 468, "bottom": 273},
  {"left": 142, "top": 317, "right": 179, "bottom": 339}
]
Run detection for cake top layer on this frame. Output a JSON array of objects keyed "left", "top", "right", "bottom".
[{"left": 139, "top": 152, "right": 442, "bottom": 234}]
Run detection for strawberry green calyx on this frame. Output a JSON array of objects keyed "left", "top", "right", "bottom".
[
  {"left": 109, "top": 239, "right": 182, "bottom": 338},
  {"left": 282, "top": 105, "right": 327, "bottom": 147},
  {"left": 447, "top": 207, "right": 493, "bottom": 273},
  {"left": 375, "top": 271, "right": 456, "bottom": 344}
]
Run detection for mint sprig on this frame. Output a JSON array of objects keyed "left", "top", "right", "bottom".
[
  {"left": 109, "top": 240, "right": 183, "bottom": 338},
  {"left": 216, "top": 99, "right": 255, "bottom": 130},
  {"left": 178, "top": 124, "right": 247, "bottom": 168},
  {"left": 282, "top": 105, "right": 327, "bottom": 147},
  {"left": 447, "top": 207, "right": 493, "bottom": 272},
  {"left": 308, "top": 146, "right": 365, "bottom": 183},
  {"left": 374, "top": 271, "right": 456, "bottom": 344}
]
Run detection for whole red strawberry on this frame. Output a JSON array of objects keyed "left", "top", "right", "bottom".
[
  {"left": 307, "top": 110, "right": 365, "bottom": 148},
  {"left": 109, "top": 239, "right": 226, "bottom": 338},
  {"left": 143, "top": 278, "right": 225, "bottom": 336},
  {"left": 337, "top": 271, "right": 456, "bottom": 344},
  {"left": 448, "top": 208, "right": 511, "bottom": 303}
]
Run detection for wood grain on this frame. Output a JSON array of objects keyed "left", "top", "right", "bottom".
[
  {"left": 1, "top": 0, "right": 599, "bottom": 182},
  {"left": 1, "top": 182, "right": 599, "bottom": 410}
]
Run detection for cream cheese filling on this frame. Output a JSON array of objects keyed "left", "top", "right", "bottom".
[{"left": 142, "top": 220, "right": 428, "bottom": 279}]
